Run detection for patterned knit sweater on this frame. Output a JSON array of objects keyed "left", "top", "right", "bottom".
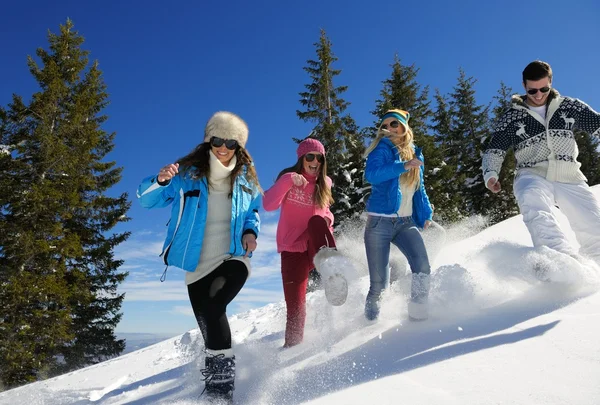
[
  {"left": 482, "top": 89, "right": 600, "bottom": 185},
  {"left": 263, "top": 172, "right": 334, "bottom": 253}
]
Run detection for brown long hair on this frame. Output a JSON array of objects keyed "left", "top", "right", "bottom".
[
  {"left": 277, "top": 156, "right": 333, "bottom": 209},
  {"left": 176, "top": 142, "right": 262, "bottom": 196}
]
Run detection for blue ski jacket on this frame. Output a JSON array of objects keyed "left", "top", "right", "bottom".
[
  {"left": 364, "top": 137, "right": 433, "bottom": 228},
  {"left": 137, "top": 169, "right": 261, "bottom": 272}
]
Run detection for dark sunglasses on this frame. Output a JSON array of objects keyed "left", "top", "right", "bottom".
[
  {"left": 526, "top": 86, "right": 551, "bottom": 95},
  {"left": 380, "top": 120, "right": 400, "bottom": 130},
  {"left": 304, "top": 153, "right": 324, "bottom": 163},
  {"left": 210, "top": 136, "right": 238, "bottom": 150}
]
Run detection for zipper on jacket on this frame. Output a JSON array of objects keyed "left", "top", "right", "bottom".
[
  {"left": 160, "top": 188, "right": 185, "bottom": 265},
  {"left": 181, "top": 197, "right": 200, "bottom": 267},
  {"left": 232, "top": 178, "right": 240, "bottom": 256}
]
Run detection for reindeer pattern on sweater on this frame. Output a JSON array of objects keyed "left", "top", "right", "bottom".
[{"left": 482, "top": 89, "right": 600, "bottom": 185}]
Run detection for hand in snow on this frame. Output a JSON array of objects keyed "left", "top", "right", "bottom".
[
  {"left": 404, "top": 159, "right": 423, "bottom": 170},
  {"left": 487, "top": 178, "right": 501, "bottom": 193},
  {"left": 158, "top": 163, "right": 179, "bottom": 183},
  {"left": 291, "top": 173, "right": 308, "bottom": 188},
  {"left": 243, "top": 233, "right": 257, "bottom": 258},
  {"left": 424, "top": 220, "right": 432, "bottom": 230}
]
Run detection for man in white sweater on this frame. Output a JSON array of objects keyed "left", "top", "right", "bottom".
[{"left": 482, "top": 60, "right": 600, "bottom": 264}]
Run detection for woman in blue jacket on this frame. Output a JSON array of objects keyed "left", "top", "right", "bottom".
[
  {"left": 137, "top": 111, "right": 261, "bottom": 404},
  {"left": 363, "top": 109, "right": 434, "bottom": 322}
]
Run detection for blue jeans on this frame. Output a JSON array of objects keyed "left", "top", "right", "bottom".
[{"left": 364, "top": 215, "right": 430, "bottom": 319}]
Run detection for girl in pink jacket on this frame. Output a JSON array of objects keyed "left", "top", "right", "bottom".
[{"left": 263, "top": 138, "right": 338, "bottom": 348}]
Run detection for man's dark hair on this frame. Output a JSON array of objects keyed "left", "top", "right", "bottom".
[{"left": 522, "top": 60, "right": 553, "bottom": 83}]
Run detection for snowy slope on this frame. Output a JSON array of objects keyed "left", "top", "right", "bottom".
[{"left": 1, "top": 186, "right": 599, "bottom": 405}]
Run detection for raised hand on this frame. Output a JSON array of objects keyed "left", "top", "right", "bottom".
[
  {"left": 291, "top": 173, "right": 308, "bottom": 188},
  {"left": 158, "top": 163, "right": 179, "bottom": 183}
]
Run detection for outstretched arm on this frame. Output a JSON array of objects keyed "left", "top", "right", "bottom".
[
  {"left": 262, "top": 173, "right": 294, "bottom": 211},
  {"left": 137, "top": 163, "right": 181, "bottom": 209}
]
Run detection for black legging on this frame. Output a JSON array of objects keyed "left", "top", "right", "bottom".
[{"left": 187, "top": 260, "right": 248, "bottom": 350}]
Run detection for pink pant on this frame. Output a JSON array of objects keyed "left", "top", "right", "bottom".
[{"left": 281, "top": 216, "right": 336, "bottom": 347}]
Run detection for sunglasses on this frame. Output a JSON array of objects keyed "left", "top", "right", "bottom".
[
  {"left": 526, "top": 86, "right": 551, "bottom": 95},
  {"left": 304, "top": 153, "right": 324, "bottom": 163},
  {"left": 210, "top": 136, "right": 238, "bottom": 150},
  {"left": 380, "top": 120, "right": 400, "bottom": 130}
]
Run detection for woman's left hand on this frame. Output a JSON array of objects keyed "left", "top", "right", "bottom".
[
  {"left": 404, "top": 158, "right": 423, "bottom": 170},
  {"left": 243, "top": 233, "right": 257, "bottom": 258},
  {"left": 424, "top": 220, "right": 432, "bottom": 230}
]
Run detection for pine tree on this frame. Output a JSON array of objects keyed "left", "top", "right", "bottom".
[
  {"left": 429, "top": 89, "right": 465, "bottom": 222},
  {"left": 297, "top": 29, "right": 365, "bottom": 228},
  {"left": 482, "top": 82, "right": 519, "bottom": 223},
  {"left": 447, "top": 69, "right": 490, "bottom": 217},
  {"left": 0, "top": 20, "right": 130, "bottom": 388},
  {"left": 368, "top": 56, "right": 444, "bottom": 217}
]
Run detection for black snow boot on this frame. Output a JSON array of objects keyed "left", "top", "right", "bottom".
[{"left": 201, "top": 349, "right": 235, "bottom": 403}]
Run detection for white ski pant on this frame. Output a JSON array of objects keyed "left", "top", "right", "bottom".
[{"left": 513, "top": 173, "right": 600, "bottom": 261}]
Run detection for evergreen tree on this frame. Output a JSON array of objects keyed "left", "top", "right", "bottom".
[
  {"left": 430, "top": 89, "right": 465, "bottom": 222},
  {"left": 297, "top": 29, "right": 365, "bottom": 228},
  {"left": 576, "top": 130, "right": 600, "bottom": 186},
  {"left": 447, "top": 69, "right": 490, "bottom": 216},
  {"left": 0, "top": 20, "right": 129, "bottom": 388},
  {"left": 482, "top": 82, "right": 519, "bottom": 223}
]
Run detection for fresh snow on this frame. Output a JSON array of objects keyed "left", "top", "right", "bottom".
[{"left": 1, "top": 186, "right": 600, "bottom": 405}]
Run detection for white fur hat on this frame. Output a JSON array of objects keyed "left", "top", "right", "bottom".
[{"left": 204, "top": 111, "right": 249, "bottom": 148}]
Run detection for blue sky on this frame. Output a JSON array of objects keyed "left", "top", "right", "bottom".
[{"left": 2, "top": 0, "right": 599, "bottom": 336}]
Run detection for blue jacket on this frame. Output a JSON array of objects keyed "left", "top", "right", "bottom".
[
  {"left": 364, "top": 137, "right": 433, "bottom": 228},
  {"left": 137, "top": 169, "right": 261, "bottom": 272}
]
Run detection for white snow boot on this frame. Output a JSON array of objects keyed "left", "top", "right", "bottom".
[
  {"left": 313, "top": 247, "right": 348, "bottom": 306},
  {"left": 408, "top": 273, "right": 430, "bottom": 321}
]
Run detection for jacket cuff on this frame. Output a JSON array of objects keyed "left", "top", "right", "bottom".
[
  {"left": 242, "top": 229, "right": 257, "bottom": 239},
  {"left": 157, "top": 176, "right": 171, "bottom": 186},
  {"left": 483, "top": 171, "right": 498, "bottom": 189}
]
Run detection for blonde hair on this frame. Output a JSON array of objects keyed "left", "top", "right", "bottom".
[{"left": 364, "top": 124, "right": 420, "bottom": 191}]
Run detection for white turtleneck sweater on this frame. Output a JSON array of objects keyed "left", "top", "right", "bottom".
[{"left": 185, "top": 152, "right": 250, "bottom": 285}]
